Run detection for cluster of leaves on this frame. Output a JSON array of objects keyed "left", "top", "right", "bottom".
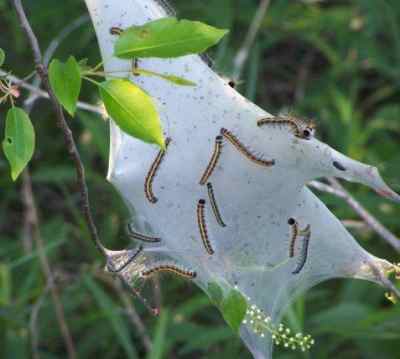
[
  {"left": 0, "top": 17, "right": 227, "bottom": 180},
  {"left": 1, "top": 0, "right": 400, "bottom": 358}
]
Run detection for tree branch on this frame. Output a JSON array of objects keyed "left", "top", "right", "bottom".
[
  {"left": 22, "top": 171, "right": 77, "bottom": 359},
  {"left": 12, "top": 0, "right": 105, "bottom": 255},
  {"left": 0, "top": 69, "right": 103, "bottom": 115},
  {"left": 309, "top": 180, "right": 400, "bottom": 252}
]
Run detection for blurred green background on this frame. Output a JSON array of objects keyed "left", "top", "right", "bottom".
[{"left": 1, "top": 0, "right": 400, "bottom": 358}]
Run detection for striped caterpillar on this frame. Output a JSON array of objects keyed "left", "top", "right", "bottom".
[
  {"left": 288, "top": 218, "right": 299, "bottom": 258},
  {"left": 141, "top": 264, "right": 197, "bottom": 279},
  {"left": 199, "top": 135, "right": 223, "bottom": 185},
  {"left": 127, "top": 223, "right": 161, "bottom": 243},
  {"left": 257, "top": 116, "right": 316, "bottom": 140},
  {"left": 197, "top": 199, "right": 215, "bottom": 255},
  {"left": 144, "top": 137, "right": 171, "bottom": 203},
  {"left": 207, "top": 182, "right": 226, "bottom": 227},
  {"left": 292, "top": 225, "right": 311, "bottom": 275},
  {"left": 220, "top": 128, "right": 275, "bottom": 167}
]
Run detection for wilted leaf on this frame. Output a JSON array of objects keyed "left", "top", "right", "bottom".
[
  {"left": 49, "top": 56, "right": 82, "bottom": 116},
  {"left": 2, "top": 107, "right": 35, "bottom": 181},
  {"left": 114, "top": 17, "right": 228, "bottom": 59},
  {"left": 99, "top": 78, "right": 164, "bottom": 148}
]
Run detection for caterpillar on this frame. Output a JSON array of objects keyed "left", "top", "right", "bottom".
[
  {"left": 107, "top": 245, "right": 143, "bottom": 273},
  {"left": 257, "top": 116, "right": 316, "bottom": 140},
  {"left": 220, "top": 128, "right": 275, "bottom": 167},
  {"left": 333, "top": 161, "right": 347, "bottom": 171},
  {"left": 144, "top": 137, "right": 171, "bottom": 203},
  {"left": 199, "top": 135, "right": 223, "bottom": 185},
  {"left": 141, "top": 264, "right": 197, "bottom": 279},
  {"left": 197, "top": 199, "right": 215, "bottom": 255},
  {"left": 207, "top": 182, "right": 226, "bottom": 227},
  {"left": 110, "top": 27, "right": 123, "bottom": 35},
  {"left": 292, "top": 225, "right": 311, "bottom": 275},
  {"left": 127, "top": 223, "right": 161, "bottom": 243},
  {"left": 288, "top": 218, "right": 299, "bottom": 258}
]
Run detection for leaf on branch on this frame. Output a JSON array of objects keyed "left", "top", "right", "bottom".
[
  {"left": 220, "top": 289, "right": 248, "bottom": 333},
  {"left": 99, "top": 79, "right": 165, "bottom": 148},
  {"left": 114, "top": 17, "right": 228, "bottom": 59},
  {"left": 0, "top": 48, "right": 5, "bottom": 67},
  {"left": 134, "top": 68, "right": 196, "bottom": 86},
  {"left": 49, "top": 56, "right": 82, "bottom": 116},
  {"left": 2, "top": 107, "right": 35, "bottom": 181}
]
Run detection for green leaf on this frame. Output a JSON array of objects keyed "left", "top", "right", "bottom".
[
  {"left": 48, "top": 56, "right": 82, "bottom": 116},
  {"left": 2, "top": 107, "right": 35, "bottom": 181},
  {"left": 114, "top": 17, "right": 228, "bottom": 59},
  {"left": 99, "top": 78, "right": 165, "bottom": 148},
  {"left": 84, "top": 275, "right": 138, "bottom": 358},
  {"left": 134, "top": 68, "right": 196, "bottom": 86},
  {"left": 207, "top": 282, "right": 224, "bottom": 306},
  {"left": 147, "top": 310, "right": 169, "bottom": 359},
  {"left": 0, "top": 48, "right": 5, "bottom": 67},
  {"left": 220, "top": 289, "right": 247, "bottom": 333}
]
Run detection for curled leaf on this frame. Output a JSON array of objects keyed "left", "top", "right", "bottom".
[{"left": 134, "top": 68, "right": 196, "bottom": 86}]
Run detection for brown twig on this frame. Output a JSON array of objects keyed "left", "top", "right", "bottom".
[
  {"left": 0, "top": 69, "right": 102, "bottom": 114},
  {"left": 29, "top": 278, "right": 52, "bottom": 359},
  {"left": 96, "top": 271, "right": 153, "bottom": 351},
  {"left": 12, "top": 0, "right": 105, "bottom": 255},
  {"left": 309, "top": 180, "right": 400, "bottom": 252},
  {"left": 22, "top": 171, "right": 77, "bottom": 359}
]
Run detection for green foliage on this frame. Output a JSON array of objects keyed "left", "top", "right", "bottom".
[
  {"left": 2, "top": 107, "right": 35, "bottom": 180},
  {"left": 49, "top": 56, "right": 82, "bottom": 116},
  {"left": 0, "top": 48, "right": 5, "bottom": 67},
  {"left": 84, "top": 275, "right": 138, "bottom": 358},
  {"left": 114, "top": 17, "right": 228, "bottom": 59},
  {"left": 99, "top": 78, "right": 165, "bottom": 148},
  {"left": 220, "top": 289, "right": 248, "bottom": 333}
]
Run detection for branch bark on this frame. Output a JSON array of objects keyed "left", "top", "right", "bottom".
[
  {"left": 309, "top": 180, "right": 400, "bottom": 252},
  {"left": 12, "top": 0, "right": 105, "bottom": 255}
]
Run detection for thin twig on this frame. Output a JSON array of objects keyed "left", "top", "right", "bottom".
[
  {"left": 25, "top": 14, "right": 90, "bottom": 111},
  {"left": 22, "top": 171, "right": 77, "bottom": 359},
  {"left": 232, "top": 0, "right": 270, "bottom": 80},
  {"left": 309, "top": 180, "right": 400, "bottom": 252},
  {"left": 96, "top": 271, "right": 153, "bottom": 351},
  {"left": 0, "top": 69, "right": 103, "bottom": 115},
  {"left": 29, "top": 278, "right": 52, "bottom": 359},
  {"left": 12, "top": 0, "right": 105, "bottom": 255}
]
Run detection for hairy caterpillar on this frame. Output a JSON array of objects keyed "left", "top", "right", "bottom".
[
  {"left": 199, "top": 136, "right": 223, "bottom": 185},
  {"left": 207, "top": 182, "right": 226, "bottom": 227},
  {"left": 127, "top": 223, "right": 161, "bottom": 243},
  {"left": 288, "top": 218, "right": 299, "bottom": 258},
  {"left": 220, "top": 128, "right": 275, "bottom": 167},
  {"left": 144, "top": 137, "right": 171, "bottom": 203},
  {"left": 141, "top": 264, "right": 197, "bottom": 279},
  {"left": 292, "top": 225, "right": 311, "bottom": 275},
  {"left": 197, "top": 199, "right": 215, "bottom": 255},
  {"left": 257, "top": 116, "right": 316, "bottom": 140}
]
